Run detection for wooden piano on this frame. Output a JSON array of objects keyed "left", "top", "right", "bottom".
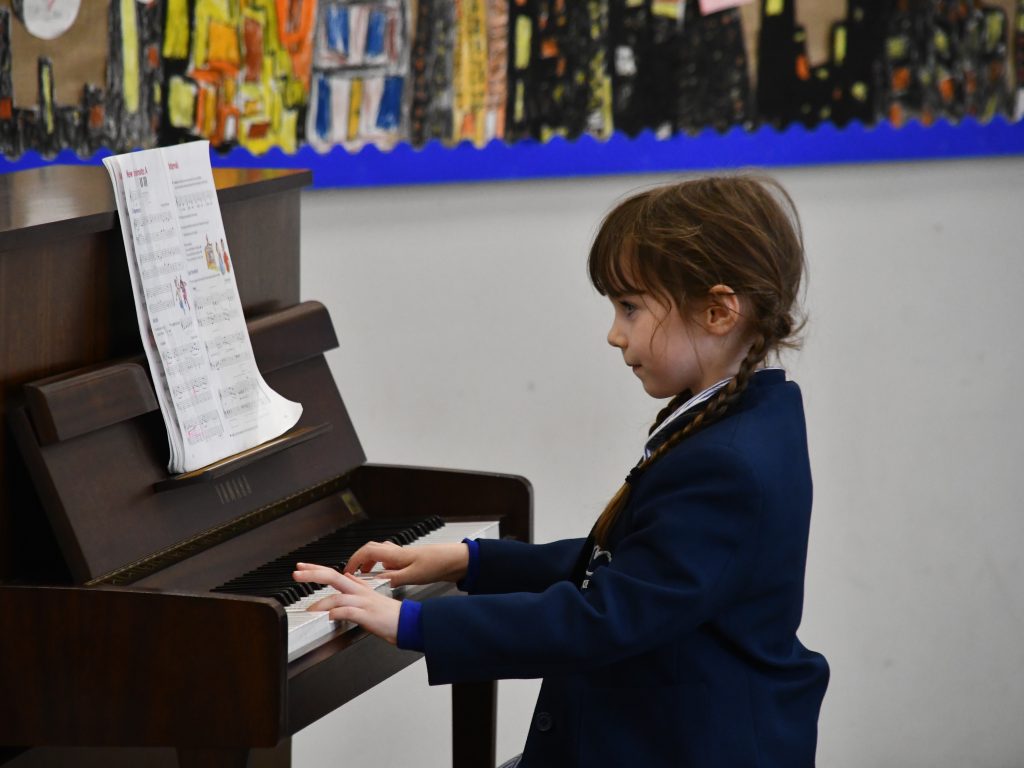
[{"left": 0, "top": 166, "right": 532, "bottom": 767}]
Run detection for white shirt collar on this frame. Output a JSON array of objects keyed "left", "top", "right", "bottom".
[{"left": 642, "top": 367, "right": 782, "bottom": 459}]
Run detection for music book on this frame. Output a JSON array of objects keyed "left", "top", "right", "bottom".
[{"left": 103, "top": 141, "right": 302, "bottom": 474}]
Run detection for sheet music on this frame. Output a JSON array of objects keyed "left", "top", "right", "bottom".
[{"left": 103, "top": 141, "right": 302, "bottom": 474}]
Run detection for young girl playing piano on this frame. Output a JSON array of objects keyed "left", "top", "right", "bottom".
[{"left": 294, "top": 175, "right": 829, "bottom": 767}]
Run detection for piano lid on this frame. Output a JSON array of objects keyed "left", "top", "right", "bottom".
[
  {"left": 0, "top": 166, "right": 312, "bottom": 253},
  {"left": 11, "top": 301, "right": 366, "bottom": 585}
]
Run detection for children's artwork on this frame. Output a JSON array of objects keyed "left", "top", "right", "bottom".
[
  {"left": 0, "top": 0, "right": 1022, "bottom": 185},
  {"left": 699, "top": 0, "right": 752, "bottom": 15},
  {"left": 13, "top": 0, "right": 82, "bottom": 40}
]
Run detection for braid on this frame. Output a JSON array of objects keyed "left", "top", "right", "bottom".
[
  {"left": 648, "top": 390, "right": 693, "bottom": 436},
  {"left": 593, "top": 335, "right": 769, "bottom": 548}
]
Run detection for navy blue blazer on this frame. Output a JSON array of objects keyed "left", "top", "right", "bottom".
[{"left": 419, "top": 370, "right": 828, "bottom": 767}]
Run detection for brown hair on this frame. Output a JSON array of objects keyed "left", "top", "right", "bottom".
[{"left": 588, "top": 175, "right": 807, "bottom": 546}]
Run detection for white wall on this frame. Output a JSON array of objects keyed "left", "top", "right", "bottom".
[{"left": 294, "top": 157, "right": 1024, "bottom": 768}]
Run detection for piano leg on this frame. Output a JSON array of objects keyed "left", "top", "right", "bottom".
[{"left": 452, "top": 681, "right": 497, "bottom": 768}]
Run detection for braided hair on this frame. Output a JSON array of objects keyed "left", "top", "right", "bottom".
[{"left": 588, "top": 176, "right": 806, "bottom": 547}]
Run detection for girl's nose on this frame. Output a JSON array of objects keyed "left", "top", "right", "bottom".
[{"left": 607, "top": 321, "right": 625, "bottom": 349}]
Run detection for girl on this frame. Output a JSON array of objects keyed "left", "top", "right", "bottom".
[{"left": 294, "top": 175, "right": 829, "bottom": 767}]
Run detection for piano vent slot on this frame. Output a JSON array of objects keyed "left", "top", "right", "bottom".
[{"left": 215, "top": 475, "right": 253, "bottom": 504}]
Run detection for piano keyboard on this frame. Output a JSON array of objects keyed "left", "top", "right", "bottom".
[{"left": 212, "top": 517, "right": 500, "bottom": 661}]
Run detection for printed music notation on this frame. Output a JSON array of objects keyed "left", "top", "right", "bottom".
[
  {"left": 133, "top": 225, "right": 177, "bottom": 246},
  {"left": 207, "top": 330, "right": 246, "bottom": 354},
  {"left": 136, "top": 245, "right": 181, "bottom": 266},
  {"left": 209, "top": 350, "right": 247, "bottom": 371},
  {"left": 219, "top": 376, "right": 264, "bottom": 419},
  {"left": 147, "top": 297, "right": 176, "bottom": 315},
  {"left": 126, "top": 186, "right": 151, "bottom": 208},
  {"left": 193, "top": 288, "right": 234, "bottom": 313},
  {"left": 171, "top": 374, "right": 213, "bottom": 409},
  {"left": 103, "top": 140, "right": 302, "bottom": 474},
  {"left": 145, "top": 282, "right": 172, "bottom": 300},
  {"left": 197, "top": 306, "right": 238, "bottom": 329},
  {"left": 132, "top": 210, "right": 173, "bottom": 230},
  {"left": 183, "top": 409, "right": 225, "bottom": 445},
  {"left": 140, "top": 260, "right": 181, "bottom": 281},
  {"left": 162, "top": 339, "right": 204, "bottom": 377},
  {"left": 176, "top": 189, "right": 217, "bottom": 211}
]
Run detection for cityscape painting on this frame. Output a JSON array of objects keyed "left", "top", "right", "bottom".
[{"left": 0, "top": 0, "right": 1021, "bottom": 186}]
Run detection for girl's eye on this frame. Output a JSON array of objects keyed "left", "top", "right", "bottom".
[{"left": 619, "top": 300, "right": 637, "bottom": 315}]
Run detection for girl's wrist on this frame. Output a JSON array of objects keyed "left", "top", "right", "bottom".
[{"left": 444, "top": 542, "right": 470, "bottom": 583}]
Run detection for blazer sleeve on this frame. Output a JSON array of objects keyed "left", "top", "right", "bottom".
[
  {"left": 419, "top": 443, "right": 763, "bottom": 684},
  {"left": 470, "top": 537, "right": 588, "bottom": 595}
]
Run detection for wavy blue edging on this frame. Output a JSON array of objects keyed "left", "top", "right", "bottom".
[{"left": 2, "top": 116, "right": 1023, "bottom": 187}]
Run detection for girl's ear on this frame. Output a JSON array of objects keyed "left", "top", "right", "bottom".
[{"left": 701, "top": 284, "right": 742, "bottom": 336}]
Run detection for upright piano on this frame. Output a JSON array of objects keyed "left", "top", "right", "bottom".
[{"left": 0, "top": 166, "right": 532, "bottom": 767}]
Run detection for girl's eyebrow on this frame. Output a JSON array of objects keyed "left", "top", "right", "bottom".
[{"left": 608, "top": 289, "right": 642, "bottom": 300}]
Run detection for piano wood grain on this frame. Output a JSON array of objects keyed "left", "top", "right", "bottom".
[{"left": 0, "top": 586, "right": 285, "bottom": 747}]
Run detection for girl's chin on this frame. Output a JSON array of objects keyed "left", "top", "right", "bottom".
[{"left": 641, "top": 384, "right": 671, "bottom": 399}]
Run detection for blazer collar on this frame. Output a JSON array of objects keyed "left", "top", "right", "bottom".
[{"left": 642, "top": 368, "right": 785, "bottom": 458}]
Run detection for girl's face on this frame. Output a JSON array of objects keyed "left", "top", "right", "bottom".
[{"left": 606, "top": 292, "right": 710, "bottom": 399}]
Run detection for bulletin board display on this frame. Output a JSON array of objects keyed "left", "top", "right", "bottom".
[{"left": 0, "top": 1, "right": 1022, "bottom": 187}]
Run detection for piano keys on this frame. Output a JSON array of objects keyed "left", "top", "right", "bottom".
[{"left": 210, "top": 515, "right": 500, "bottom": 661}]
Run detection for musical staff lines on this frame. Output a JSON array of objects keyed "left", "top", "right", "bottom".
[{"left": 184, "top": 409, "right": 225, "bottom": 445}]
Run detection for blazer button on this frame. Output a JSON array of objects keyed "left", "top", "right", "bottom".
[{"left": 535, "top": 712, "right": 553, "bottom": 732}]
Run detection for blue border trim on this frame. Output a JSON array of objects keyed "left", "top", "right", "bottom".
[{"left": 2, "top": 117, "right": 1023, "bottom": 186}]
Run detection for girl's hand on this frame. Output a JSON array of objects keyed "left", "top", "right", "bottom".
[
  {"left": 293, "top": 564, "right": 401, "bottom": 644},
  {"left": 341, "top": 541, "right": 469, "bottom": 588}
]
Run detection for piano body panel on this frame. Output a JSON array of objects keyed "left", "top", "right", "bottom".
[
  {"left": 131, "top": 488, "right": 360, "bottom": 593},
  {"left": 351, "top": 463, "right": 534, "bottom": 545},
  {"left": 0, "top": 586, "right": 286, "bottom": 748},
  {"left": 0, "top": 742, "right": 292, "bottom": 768},
  {"left": 286, "top": 624, "right": 426, "bottom": 735},
  {"left": 0, "top": 227, "right": 115, "bottom": 581},
  {"left": 10, "top": 307, "right": 366, "bottom": 586},
  {"left": 217, "top": 187, "right": 301, "bottom": 322}
]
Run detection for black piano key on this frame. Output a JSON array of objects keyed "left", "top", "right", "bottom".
[{"left": 212, "top": 515, "right": 442, "bottom": 599}]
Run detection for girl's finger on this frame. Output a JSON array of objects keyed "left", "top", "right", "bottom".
[
  {"left": 343, "top": 543, "right": 388, "bottom": 573},
  {"left": 376, "top": 570, "right": 402, "bottom": 586},
  {"left": 328, "top": 605, "right": 362, "bottom": 623},
  {"left": 292, "top": 566, "right": 336, "bottom": 582},
  {"left": 308, "top": 592, "right": 366, "bottom": 613},
  {"left": 294, "top": 562, "right": 339, "bottom": 574},
  {"left": 344, "top": 572, "right": 375, "bottom": 591},
  {"left": 292, "top": 569, "right": 326, "bottom": 584},
  {"left": 293, "top": 567, "right": 350, "bottom": 591},
  {"left": 322, "top": 572, "right": 361, "bottom": 594},
  {"left": 307, "top": 594, "right": 338, "bottom": 612},
  {"left": 344, "top": 557, "right": 379, "bottom": 575}
]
